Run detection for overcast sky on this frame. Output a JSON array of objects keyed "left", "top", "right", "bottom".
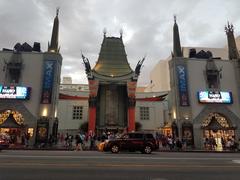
[{"left": 0, "top": 0, "right": 240, "bottom": 86}]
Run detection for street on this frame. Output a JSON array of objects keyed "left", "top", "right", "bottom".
[{"left": 0, "top": 150, "right": 240, "bottom": 180}]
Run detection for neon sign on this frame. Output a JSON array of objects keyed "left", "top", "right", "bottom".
[
  {"left": 0, "top": 85, "right": 31, "bottom": 100},
  {"left": 198, "top": 91, "right": 233, "bottom": 104}
]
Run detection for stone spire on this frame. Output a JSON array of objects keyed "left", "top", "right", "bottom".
[
  {"left": 173, "top": 15, "right": 183, "bottom": 57},
  {"left": 225, "top": 22, "right": 239, "bottom": 60},
  {"left": 48, "top": 8, "right": 60, "bottom": 53}
]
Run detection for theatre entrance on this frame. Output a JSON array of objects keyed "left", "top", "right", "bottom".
[
  {"left": 202, "top": 112, "right": 236, "bottom": 150},
  {"left": 0, "top": 109, "right": 33, "bottom": 147}
]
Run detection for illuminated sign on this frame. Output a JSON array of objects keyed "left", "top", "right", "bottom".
[
  {"left": 0, "top": 85, "right": 31, "bottom": 100},
  {"left": 198, "top": 91, "right": 233, "bottom": 104},
  {"left": 177, "top": 65, "right": 189, "bottom": 106}
]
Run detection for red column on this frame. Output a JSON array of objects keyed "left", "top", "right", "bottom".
[
  {"left": 128, "top": 107, "right": 135, "bottom": 132},
  {"left": 87, "top": 80, "right": 99, "bottom": 135},
  {"left": 88, "top": 106, "right": 96, "bottom": 134}
]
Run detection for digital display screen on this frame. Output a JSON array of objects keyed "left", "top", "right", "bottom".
[
  {"left": 0, "top": 85, "right": 31, "bottom": 100},
  {"left": 198, "top": 91, "right": 232, "bottom": 104}
]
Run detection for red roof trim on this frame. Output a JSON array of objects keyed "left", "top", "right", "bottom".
[
  {"left": 136, "top": 94, "right": 167, "bottom": 102},
  {"left": 59, "top": 93, "right": 167, "bottom": 101},
  {"left": 59, "top": 93, "right": 88, "bottom": 100}
]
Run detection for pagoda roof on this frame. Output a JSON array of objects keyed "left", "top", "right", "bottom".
[{"left": 93, "top": 36, "right": 133, "bottom": 77}]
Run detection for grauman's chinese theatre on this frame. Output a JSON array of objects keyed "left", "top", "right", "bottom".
[{"left": 82, "top": 32, "right": 144, "bottom": 134}]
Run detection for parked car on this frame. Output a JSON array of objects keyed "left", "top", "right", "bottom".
[
  {"left": 0, "top": 133, "right": 10, "bottom": 150},
  {"left": 103, "top": 132, "right": 159, "bottom": 154}
]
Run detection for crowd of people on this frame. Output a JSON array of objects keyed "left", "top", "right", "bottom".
[
  {"left": 0, "top": 131, "right": 30, "bottom": 148},
  {"left": 49, "top": 132, "right": 240, "bottom": 152},
  {"left": 56, "top": 130, "right": 126, "bottom": 151},
  {"left": 57, "top": 132, "right": 98, "bottom": 151},
  {"left": 56, "top": 132, "right": 188, "bottom": 152},
  {"left": 157, "top": 134, "right": 188, "bottom": 151},
  {"left": 203, "top": 136, "right": 240, "bottom": 151},
  {"left": 3, "top": 129, "right": 240, "bottom": 152}
]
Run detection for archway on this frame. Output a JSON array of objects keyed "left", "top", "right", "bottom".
[
  {"left": 0, "top": 109, "right": 32, "bottom": 147},
  {"left": 202, "top": 112, "right": 235, "bottom": 150}
]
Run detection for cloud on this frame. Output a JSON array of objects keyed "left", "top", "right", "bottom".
[{"left": 0, "top": 0, "right": 240, "bottom": 86}]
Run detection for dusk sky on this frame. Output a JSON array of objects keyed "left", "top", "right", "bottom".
[{"left": 0, "top": 0, "right": 239, "bottom": 86}]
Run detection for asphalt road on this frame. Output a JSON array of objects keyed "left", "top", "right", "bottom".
[{"left": 0, "top": 150, "right": 240, "bottom": 180}]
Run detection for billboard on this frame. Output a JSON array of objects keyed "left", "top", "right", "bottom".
[
  {"left": 177, "top": 65, "right": 190, "bottom": 106},
  {"left": 0, "top": 85, "right": 31, "bottom": 100},
  {"left": 41, "top": 60, "right": 55, "bottom": 104},
  {"left": 198, "top": 91, "right": 233, "bottom": 104}
]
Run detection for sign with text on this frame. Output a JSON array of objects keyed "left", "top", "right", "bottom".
[
  {"left": 0, "top": 85, "right": 31, "bottom": 100},
  {"left": 198, "top": 91, "right": 233, "bottom": 104},
  {"left": 177, "top": 65, "right": 189, "bottom": 106},
  {"left": 41, "top": 60, "right": 55, "bottom": 104}
]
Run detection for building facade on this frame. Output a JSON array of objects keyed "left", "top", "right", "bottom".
[
  {"left": 0, "top": 10, "right": 62, "bottom": 146},
  {"left": 81, "top": 32, "right": 147, "bottom": 134},
  {"left": 150, "top": 17, "right": 240, "bottom": 149},
  {"left": 57, "top": 83, "right": 168, "bottom": 135}
]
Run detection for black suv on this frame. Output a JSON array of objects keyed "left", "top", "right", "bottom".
[{"left": 103, "top": 132, "right": 159, "bottom": 154}]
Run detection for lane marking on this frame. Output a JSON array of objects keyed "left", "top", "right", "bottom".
[
  {"left": 0, "top": 162, "right": 239, "bottom": 169},
  {"left": 232, "top": 160, "right": 240, "bottom": 164},
  {"left": 0, "top": 154, "right": 237, "bottom": 161}
]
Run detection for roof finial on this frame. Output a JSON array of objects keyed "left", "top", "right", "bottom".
[
  {"left": 225, "top": 21, "right": 234, "bottom": 34},
  {"left": 56, "top": 7, "right": 60, "bottom": 16},
  {"left": 225, "top": 21, "right": 239, "bottom": 60},
  {"left": 103, "top": 28, "right": 107, "bottom": 37},
  {"left": 120, "top": 28, "right": 123, "bottom": 38},
  {"left": 174, "top": 15, "right": 177, "bottom": 24}
]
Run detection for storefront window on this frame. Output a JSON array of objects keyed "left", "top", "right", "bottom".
[{"left": 28, "top": 128, "right": 34, "bottom": 137}]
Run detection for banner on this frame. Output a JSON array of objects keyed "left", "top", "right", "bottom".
[
  {"left": 41, "top": 60, "right": 55, "bottom": 104},
  {"left": 177, "top": 65, "right": 189, "bottom": 106}
]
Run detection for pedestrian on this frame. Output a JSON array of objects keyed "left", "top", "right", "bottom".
[
  {"left": 64, "top": 133, "right": 69, "bottom": 147},
  {"left": 48, "top": 134, "right": 54, "bottom": 147},
  {"left": 75, "top": 134, "right": 82, "bottom": 151},
  {"left": 176, "top": 138, "right": 182, "bottom": 151},
  {"left": 203, "top": 137, "right": 209, "bottom": 150},
  {"left": 167, "top": 136, "right": 174, "bottom": 150}
]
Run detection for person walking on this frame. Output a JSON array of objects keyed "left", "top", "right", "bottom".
[{"left": 75, "top": 134, "right": 82, "bottom": 151}]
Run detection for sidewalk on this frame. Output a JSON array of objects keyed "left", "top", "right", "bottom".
[{"left": 4, "top": 145, "right": 240, "bottom": 153}]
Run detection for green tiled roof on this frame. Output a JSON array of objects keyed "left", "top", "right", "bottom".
[{"left": 93, "top": 36, "right": 133, "bottom": 77}]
